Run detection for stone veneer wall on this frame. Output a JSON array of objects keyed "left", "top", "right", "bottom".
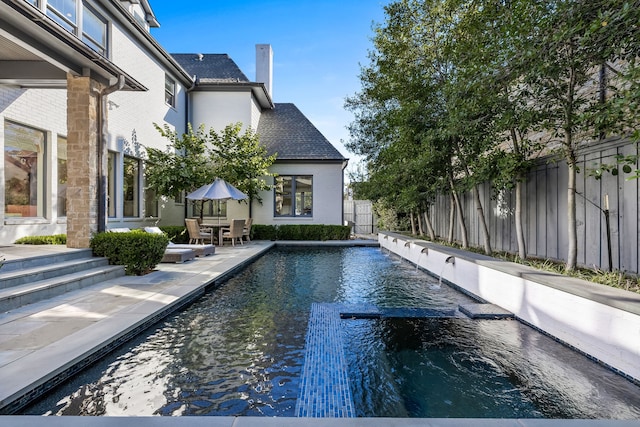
[{"left": 66, "top": 74, "right": 103, "bottom": 248}]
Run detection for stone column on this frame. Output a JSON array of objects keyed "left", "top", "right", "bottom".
[{"left": 66, "top": 73, "right": 103, "bottom": 248}]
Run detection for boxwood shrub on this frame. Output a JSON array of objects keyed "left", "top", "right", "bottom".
[
  {"left": 14, "top": 234, "right": 67, "bottom": 245},
  {"left": 251, "top": 224, "right": 277, "bottom": 240},
  {"left": 158, "top": 226, "right": 189, "bottom": 243},
  {"left": 251, "top": 224, "right": 350, "bottom": 241},
  {"left": 90, "top": 230, "right": 168, "bottom": 275}
]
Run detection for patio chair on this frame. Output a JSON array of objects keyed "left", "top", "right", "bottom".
[
  {"left": 185, "top": 218, "right": 215, "bottom": 245},
  {"left": 220, "top": 219, "right": 245, "bottom": 246},
  {"left": 242, "top": 218, "right": 253, "bottom": 242}
]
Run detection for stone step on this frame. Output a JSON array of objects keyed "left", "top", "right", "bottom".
[
  {"left": 0, "top": 257, "right": 110, "bottom": 290},
  {"left": 0, "top": 248, "right": 93, "bottom": 273},
  {"left": 0, "top": 265, "right": 125, "bottom": 313}
]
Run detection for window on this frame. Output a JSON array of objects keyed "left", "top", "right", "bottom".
[
  {"left": 46, "top": 0, "right": 78, "bottom": 33},
  {"left": 123, "top": 156, "right": 140, "bottom": 217},
  {"left": 4, "top": 121, "right": 45, "bottom": 218},
  {"left": 42, "top": 0, "right": 109, "bottom": 56},
  {"left": 57, "top": 136, "right": 67, "bottom": 217},
  {"left": 144, "top": 163, "right": 158, "bottom": 218},
  {"left": 82, "top": 4, "right": 107, "bottom": 55},
  {"left": 107, "top": 151, "right": 116, "bottom": 217},
  {"left": 274, "top": 175, "right": 313, "bottom": 217},
  {"left": 144, "top": 187, "right": 158, "bottom": 218},
  {"left": 205, "top": 200, "right": 227, "bottom": 218},
  {"left": 165, "top": 74, "right": 176, "bottom": 107}
]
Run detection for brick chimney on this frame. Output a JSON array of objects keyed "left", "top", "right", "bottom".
[{"left": 256, "top": 44, "right": 273, "bottom": 99}]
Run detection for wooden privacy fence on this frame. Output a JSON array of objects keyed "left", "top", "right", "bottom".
[
  {"left": 428, "top": 137, "right": 640, "bottom": 275},
  {"left": 344, "top": 200, "right": 377, "bottom": 236}
]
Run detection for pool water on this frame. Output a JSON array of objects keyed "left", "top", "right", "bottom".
[{"left": 21, "top": 247, "right": 640, "bottom": 417}]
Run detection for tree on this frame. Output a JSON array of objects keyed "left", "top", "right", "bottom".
[
  {"left": 146, "top": 123, "right": 216, "bottom": 200},
  {"left": 207, "top": 123, "right": 277, "bottom": 206},
  {"left": 145, "top": 123, "right": 276, "bottom": 218},
  {"left": 517, "top": 0, "right": 640, "bottom": 270}
]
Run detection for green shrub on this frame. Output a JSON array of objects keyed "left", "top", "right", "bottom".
[
  {"left": 90, "top": 230, "right": 168, "bottom": 275},
  {"left": 15, "top": 234, "right": 67, "bottom": 245},
  {"left": 159, "top": 226, "right": 189, "bottom": 243},
  {"left": 251, "top": 224, "right": 350, "bottom": 241},
  {"left": 252, "top": 224, "right": 278, "bottom": 240}
]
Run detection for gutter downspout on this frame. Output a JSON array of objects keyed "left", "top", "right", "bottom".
[
  {"left": 97, "top": 75, "right": 125, "bottom": 233},
  {"left": 183, "top": 75, "right": 197, "bottom": 221}
]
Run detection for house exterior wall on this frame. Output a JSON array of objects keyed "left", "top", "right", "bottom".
[
  {"left": 105, "top": 16, "right": 188, "bottom": 229},
  {"left": 1, "top": 3, "right": 345, "bottom": 243},
  {"left": 252, "top": 162, "right": 344, "bottom": 226},
  {"left": 0, "top": 1, "right": 189, "bottom": 243},
  {"left": 190, "top": 91, "right": 254, "bottom": 132},
  {"left": 250, "top": 97, "right": 262, "bottom": 131}
]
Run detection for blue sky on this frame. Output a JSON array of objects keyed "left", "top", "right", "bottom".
[{"left": 149, "top": 0, "right": 389, "bottom": 168}]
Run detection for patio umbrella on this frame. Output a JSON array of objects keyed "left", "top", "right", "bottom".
[{"left": 186, "top": 178, "right": 248, "bottom": 222}]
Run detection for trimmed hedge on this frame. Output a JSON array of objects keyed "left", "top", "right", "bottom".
[
  {"left": 158, "top": 226, "right": 189, "bottom": 243},
  {"left": 251, "top": 224, "right": 350, "bottom": 241},
  {"left": 15, "top": 234, "right": 67, "bottom": 245},
  {"left": 90, "top": 230, "right": 168, "bottom": 275}
]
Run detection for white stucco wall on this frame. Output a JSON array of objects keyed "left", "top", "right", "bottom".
[
  {"left": 252, "top": 162, "right": 344, "bottom": 226},
  {"left": 190, "top": 91, "right": 254, "bottom": 132}
]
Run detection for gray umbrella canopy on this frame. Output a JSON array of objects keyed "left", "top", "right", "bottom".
[{"left": 187, "top": 178, "right": 248, "bottom": 202}]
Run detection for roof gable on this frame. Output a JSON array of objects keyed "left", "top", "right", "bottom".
[
  {"left": 171, "top": 53, "right": 249, "bottom": 83},
  {"left": 257, "top": 103, "right": 346, "bottom": 162}
]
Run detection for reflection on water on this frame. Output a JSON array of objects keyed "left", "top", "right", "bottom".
[{"left": 21, "top": 247, "right": 640, "bottom": 418}]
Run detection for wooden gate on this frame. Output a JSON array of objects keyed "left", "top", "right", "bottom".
[{"left": 344, "top": 200, "right": 377, "bottom": 235}]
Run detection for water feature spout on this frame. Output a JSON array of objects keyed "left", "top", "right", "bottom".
[
  {"left": 436, "top": 255, "right": 456, "bottom": 288},
  {"left": 421, "top": 247, "right": 428, "bottom": 254},
  {"left": 392, "top": 238, "right": 398, "bottom": 243},
  {"left": 404, "top": 241, "right": 411, "bottom": 247},
  {"left": 383, "top": 235, "right": 388, "bottom": 240}
]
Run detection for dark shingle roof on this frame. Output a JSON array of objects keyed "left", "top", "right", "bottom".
[
  {"left": 257, "top": 103, "right": 346, "bottom": 161},
  {"left": 171, "top": 53, "right": 249, "bottom": 83}
]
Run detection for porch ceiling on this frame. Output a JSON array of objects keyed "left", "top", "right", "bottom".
[{"left": 0, "top": 0, "right": 146, "bottom": 91}]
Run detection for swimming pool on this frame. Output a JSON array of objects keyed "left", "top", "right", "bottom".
[{"left": 21, "top": 247, "right": 640, "bottom": 417}]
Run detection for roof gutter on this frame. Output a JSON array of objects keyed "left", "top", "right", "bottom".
[{"left": 2, "top": 0, "right": 147, "bottom": 90}]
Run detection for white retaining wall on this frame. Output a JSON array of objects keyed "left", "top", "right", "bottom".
[{"left": 379, "top": 232, "right": 640, "bottom": 382}]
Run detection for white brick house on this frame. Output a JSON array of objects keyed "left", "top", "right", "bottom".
[{"left": 0, "top": 0, "right": 347, "bottom": 246}]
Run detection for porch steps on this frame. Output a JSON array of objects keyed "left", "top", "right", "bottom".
[{"left": 0, "top": 250, "right": 125, "bottom": 313}]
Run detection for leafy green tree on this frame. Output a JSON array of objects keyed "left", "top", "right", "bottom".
[
  {"left": 516, "top": 0, "right": 640, "bottom": 270},
  {"left": 207, "top": 123, "right": 277, "bottom": 206},
  {"left": 146, "top": 123, "right": 216, "bottom": 199},
  {"left": 145, "top": 123, "right": 276, "bottom": 219}
]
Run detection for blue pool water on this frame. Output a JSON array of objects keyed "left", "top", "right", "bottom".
[{"left": 22, "top": 247, "right": 640, "bottom": 417}]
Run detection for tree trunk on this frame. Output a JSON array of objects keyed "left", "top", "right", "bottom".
[
  {"left": 566, "top": 155, "right": 578, "bottom": 271},
  {"left": 515, "top": 177, "right": 527, "bottom": 260},
  {"left": 449, "top": 174, "right": 468, "bottom": 248},
  {"left": 565, "top": 61, "right": 578, "bottom": 271},
  {"left": 423, "top": 205, "right": 436, "bottom": 241},
  {"left": 417, "top": 209, "right": 425, "bottom": 236},
  {"left": 448, "top": 193, "right": 455, "bottom": 243},
  {"left": 410, "top": 211, "right": 417, "bottom": 235},
  {"left": 472, "top": 184, "right": 492, "bottom": 255}
]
